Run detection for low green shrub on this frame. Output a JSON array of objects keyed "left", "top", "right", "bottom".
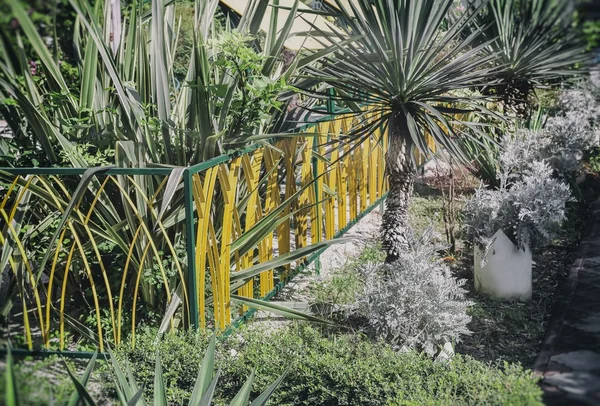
[
  {"left": 2, "top": 335, "right": 283, "bottom": 406},
  {"left": 111, "top": 334, "right": 284, "bottom": 406},
  {"left": 114, "top": 324, "right": 542, "bottom": 406},
  {"left": 216, "top": 323, "right": 543, "bottom": 406},
  {"left": 114, "top": 327, "right": 212, "bottom": 403}
]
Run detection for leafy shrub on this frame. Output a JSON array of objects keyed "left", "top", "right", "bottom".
[
  {"left": 352, "top": 228, "right": 472, "bottom": 356},
  {"left": 111, "top": 334, "right": 284, "bottom": 406},
  {"left": 217, "top": 323, "right": 543, "bottom": 406},
  {"left": 2, "top": 336, "right": 283, "bottom": 406},
  {"left": 499, "top": 130, "right": 551, "bottom": 180},
  {"left": 464, "top": 161, "right": 571, "bottom": 250},
  {"left": 500, "top": 85, "right": 599, "bottom": 182},
  {"left": 113, "top": 327, "right": 211, "bottom": 403}
]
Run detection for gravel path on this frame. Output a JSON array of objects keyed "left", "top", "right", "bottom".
[{"left": 247, "top": 206, "right": 383, "bottom": 327}]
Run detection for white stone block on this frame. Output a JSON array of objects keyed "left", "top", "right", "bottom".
[{"left": 474, "top": 229, "right": 532, "bottom": 300}]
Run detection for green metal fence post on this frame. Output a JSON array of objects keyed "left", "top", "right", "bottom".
[
  {"left": 326, "top": 87, "right": 336, "bottom": 114},
  {"left": 312, "top": 138, "right": 322, "bottom": 275},
  {"left": 310, "top": 88, "right": 335, "bottom": 276},
  {"left": 183, "top": 168, "right": 199, "bottom": 329}
]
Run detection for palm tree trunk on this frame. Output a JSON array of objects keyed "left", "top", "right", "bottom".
[
  {"left": 381, "top": 118, "right": 414, "bottom": 263},
  {"left": 498, "top": 78, "right": 533, "bottom": 120}
]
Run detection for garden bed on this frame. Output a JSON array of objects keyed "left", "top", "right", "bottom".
[
  {"left": 414, "top": 186, "right": 588, "bottom": 367},
  {"left": 295, "top": 181, "right": 590, "bottom": 369},
  {"left": 454, "top": 221, "right": 583, "bottom": 366},
  {"left": 454, "top": 175, "right": 600, "bottom": 366}
]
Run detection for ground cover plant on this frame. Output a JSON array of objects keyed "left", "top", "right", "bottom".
[
  {"left": 218, "top": 323, "right": 543, "bottom": 406},
  {"left": 104, "top": 323, "right": 542, "bottom": 406},
  {"left": 0, "top": 317, "right": 544, "bottom": 405}
]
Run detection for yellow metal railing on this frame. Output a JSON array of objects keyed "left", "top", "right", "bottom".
[
  {"left": 188, "top": 113, "right": 389, "bottom": 331},
  {"left": 0, "top": 111, "right": 435, "bottom": 353}
]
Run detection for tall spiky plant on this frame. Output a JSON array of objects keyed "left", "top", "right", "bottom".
[
  {"left": 0, "top": 0, "right": 306, "bottom": 167},
  {"left": 460, "top": 0, "right": 587, "bottom": 118},
  {"left": 300, "top": 0, "right": 499, "bottom": 262}
]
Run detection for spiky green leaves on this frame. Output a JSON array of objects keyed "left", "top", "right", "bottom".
[{"left": 299, "top": 0, "right": 501, "bottom": 167}]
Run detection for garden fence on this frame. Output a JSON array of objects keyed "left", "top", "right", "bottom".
[{"left": 0, "top": 110, "right": 434, "bottom": 354}]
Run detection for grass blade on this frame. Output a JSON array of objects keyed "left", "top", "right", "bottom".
[
  {"left": 198, "top": 369, "right": 221, "bottom": 406},
  {"left": 63, "top": 361, "right": 97, "bottom": 406},
  {"left": 5, "top": 347, "right": 20, "bottom": 406},
  {"left": 229, "top": 370, "right": 255, "bottom": 406},
  {"left": 153, "top": 351, "right": 167, "bottom": 406},
  {"left": 127, "top": 387, "right": 145, "bottom": 406}
]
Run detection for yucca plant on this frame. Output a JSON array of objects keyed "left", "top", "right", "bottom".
[
  {"left": 0, "top": 0, "right": 306, "bottom": 167},
  {"left": 299, "top": 0, "right": 499, "bottom": 262},
  {"left": 460, "top": 0, "right": 587, "bottom": 118}
]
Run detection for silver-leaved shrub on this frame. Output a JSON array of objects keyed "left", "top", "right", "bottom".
[
  {"left": 499, "top": 130, "right": 551, "bottom": 181},
  {"left": 500, "top": 84, "right": 599, "bottom": 182},
  {"left": 464, "top": 85, "right": 594, "bottom": 251},
  {"left": 464, "top": 161, "right": 571, "bottom": 250},
  {"left": 545, "top": 87, "right": 599, "bottom": 177},
  {"left": 353, "top": 228, "right": 472, "bottom": 356},
  {"left": 510, "top": 162, "right": 572, "bottom": 247}
]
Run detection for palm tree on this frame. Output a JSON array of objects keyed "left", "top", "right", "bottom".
[
  {"left": 300, "top": 0, "right": 499, "bottom": 262},
  {"left": 461, "top": 0, "right": 587, "bottom": 119}
]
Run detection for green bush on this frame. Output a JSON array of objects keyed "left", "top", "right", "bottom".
[
  {"left": 114, "top": 327, "right": 211, "bottom": 403},
  {"left": 216, "top": 324, "right": 543, "bottom": 406},
  {"left": 115, "top": 324, "right": 542, "bottom": 406}
]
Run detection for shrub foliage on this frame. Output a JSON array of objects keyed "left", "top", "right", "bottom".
[
  {"left": 218, "top": 324, "right": 543, "bottom": 406},
  {"left": 353, "top": 228, "right": 472, "bottom": 356}
]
